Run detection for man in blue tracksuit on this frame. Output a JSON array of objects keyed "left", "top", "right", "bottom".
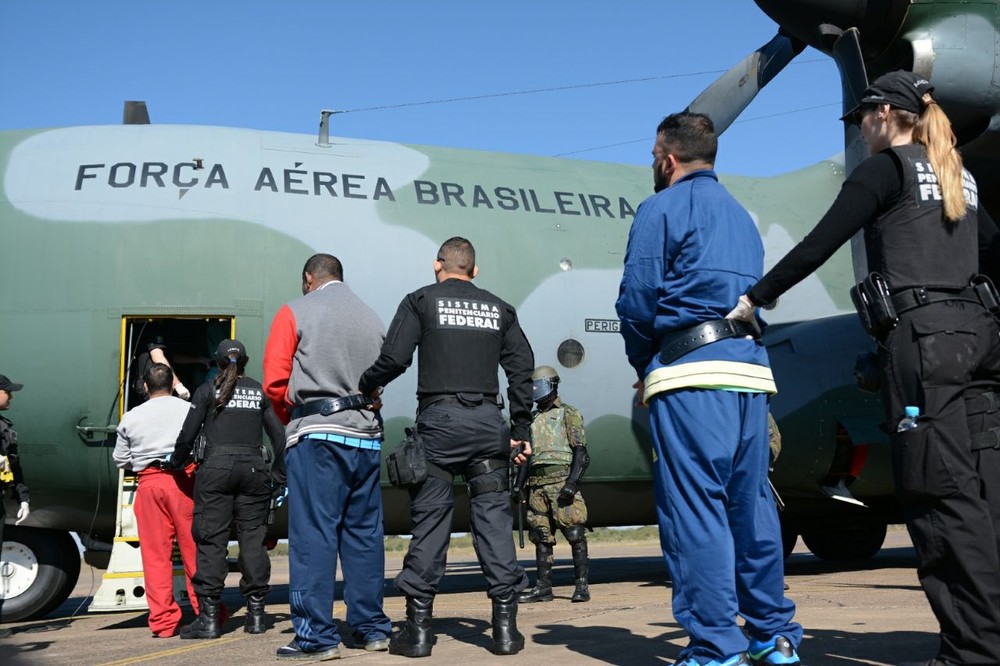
[{"left": 615, "top": 112, "right": 802, "bottom": 666}]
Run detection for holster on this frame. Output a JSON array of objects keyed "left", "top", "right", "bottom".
[
  {"left": 386, "top": 427, "right": 427, "bottom": 487},
  {"left": 193, "top": 433, "right": 208, "bottom": 464},
  {"left": 850, "top": 272, "right": 897, "bottom": 339},
  {"left": 972, "top": 275, "right": 1000, "bottom": 314}
]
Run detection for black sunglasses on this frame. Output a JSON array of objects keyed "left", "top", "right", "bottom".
[{"left": 846, "top": 103, "right": 879, "bottom": 127}]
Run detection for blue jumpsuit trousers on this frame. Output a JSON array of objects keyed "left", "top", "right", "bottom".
[{"left": 649, "top": 389, "right": 801, "bottom": 662}]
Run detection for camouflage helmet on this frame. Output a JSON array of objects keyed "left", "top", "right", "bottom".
[{"left": 531, "top": 365, "right": 560, "bottom": 403}]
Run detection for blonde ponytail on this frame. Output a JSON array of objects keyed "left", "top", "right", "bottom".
[{"left": 912, "top": 94, "right": 966, "bottom": 222}]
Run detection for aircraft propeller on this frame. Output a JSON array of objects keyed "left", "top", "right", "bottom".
[{"left": 684, "top": 31, "right": 806, "bottom": 135}]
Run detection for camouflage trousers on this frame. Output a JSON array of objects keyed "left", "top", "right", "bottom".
[{"left": 526, "top": 478, "right": 588, "bottom": 549}]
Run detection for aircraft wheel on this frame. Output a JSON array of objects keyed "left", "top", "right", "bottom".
[
  {"left": 800, "top": 523, "right": 887, "bottom": 561},
  {"left": 779, "top": 519, "right": 798, "bottom": 560},
  {"left": 1, "top": 527, "right": 81, "bottom": 622}
]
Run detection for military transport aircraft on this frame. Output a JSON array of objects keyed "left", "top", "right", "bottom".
[{"left": 2, "top": 0, "right": 999, "bottom": 622}]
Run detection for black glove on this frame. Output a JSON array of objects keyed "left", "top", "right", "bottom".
[{"left": 557, "top": 484, "right": 576, "bottom": 506}]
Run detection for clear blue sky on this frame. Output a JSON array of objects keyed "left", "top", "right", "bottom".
[{"left": 0, "top": 1, "right": 844, "bottom": 177}]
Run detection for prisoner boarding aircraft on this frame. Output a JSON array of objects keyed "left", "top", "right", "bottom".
[{"left": 2, "top": 0, "right": 999, "bottom": 622}]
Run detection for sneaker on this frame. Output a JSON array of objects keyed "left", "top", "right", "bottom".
[
  {"left": 347, "top": 631, "right": 389, "bottom": 652},
  {"left": 276, "top": 638, "right": 342, "bottom": 661},
  {"left": 748, "top": 635, "right": 800, "bottom": 665},
  {"left": 675, "top": 653, "right": 750, "bottom": 666}
]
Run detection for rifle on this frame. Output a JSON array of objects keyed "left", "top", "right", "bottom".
[{"left": 510, "top": 443, "right": 531, "bottom": 548}]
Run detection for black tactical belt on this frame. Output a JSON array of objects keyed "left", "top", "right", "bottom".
[
  {"left": 292, "top": 394, "right": 372, "bottom": 420},
  {"left": 205, "top": 445, "right": 263, "bottom": 459},
  {"left": 657, "top": 319, "right": 759, "bottom": 366},
  {"left": 418, "top": 392, "right": 503, "bottom": 413},
  {"left": 890, "top": 286, "right": 978, "bottom": 314}
]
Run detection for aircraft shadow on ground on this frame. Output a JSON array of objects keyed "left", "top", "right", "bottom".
[
  {"left": 531, "top": 623, "right": 938, "bottom": 665},
  {"left": 48, "top": 546, "right": 919, "bottom": 619},
  {"left": 38, "top": 544, "right": 925, "bottom": 661},
  {"left": 785, "top": 546, "right": 919, "bottom": 575}
]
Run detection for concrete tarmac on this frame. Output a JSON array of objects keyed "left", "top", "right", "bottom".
[{"left": 3, "top": 528, "right": 940, "bottom": 665}]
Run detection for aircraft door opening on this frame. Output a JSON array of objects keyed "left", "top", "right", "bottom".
[{"left": 121, "top": 316, "right": 235, "bottom": 416}]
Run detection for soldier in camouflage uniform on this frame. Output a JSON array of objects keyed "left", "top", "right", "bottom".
[{"left": 518, "top": 366, "right": 591, "bottom": 603}]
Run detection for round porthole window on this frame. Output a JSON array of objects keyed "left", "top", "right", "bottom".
[{"left": 557, "top": 339, "right": 584, "bottom": 368}]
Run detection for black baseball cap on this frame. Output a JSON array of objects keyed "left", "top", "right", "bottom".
[
  {"left": 0, "top": 374, "right": 24, "bottom": 392},
  {"left": 215, "top": 339, "right": 248, "bottom": 365},
  {"left": 843, "top": 70, "right": 934, "bottom": 122}
]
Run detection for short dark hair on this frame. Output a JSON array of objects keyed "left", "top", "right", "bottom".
[
  {"left": 656, "top": 112, "right": 717, "bottom": 166},
  {"left": 143, "top": 363, "right": 173, "bottom": 394},
  {"left": 303, "top": 253, "right": 344, "bottom": 282},
  {"left": 437, "top": 237, "right": 476, "bottom": 278}
]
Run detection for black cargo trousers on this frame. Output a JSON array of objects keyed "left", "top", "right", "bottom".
[
  {"left": 394, "top": 399, "right": 529, "bottom": 600},
  {"left": 191, "top": 451, "right": 272, "bottom": 598},
  {"left": 880, "top": 299, "right": 1000, "bottom": 664}
]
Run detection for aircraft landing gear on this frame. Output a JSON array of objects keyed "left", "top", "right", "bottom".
[
  {"left": 1, "top": 527, "right": 81, "bottom": 621},
  {"left": 800, "top": 523, "right": 887, "bottom": 561}
]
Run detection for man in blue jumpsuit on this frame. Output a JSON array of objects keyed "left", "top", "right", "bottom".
[{"left": 615, "top": 112, "right": 802, "bottom": 666}]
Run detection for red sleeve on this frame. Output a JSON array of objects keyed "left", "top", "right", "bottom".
[{"left": 263, "top": 304, "right": 297, "bottom": 424}]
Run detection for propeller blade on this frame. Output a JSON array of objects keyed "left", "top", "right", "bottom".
[
  {"left": 123, "top": 101, "right": 150, "bottom": 125},
  {"left": 828, "top": 26, "right": 868, "bottom": 119},
  {"left": 686, "top": 32, "right": 805, "bottom": 135},
  {"left": 826, "top": 25, "right": 872, "bottom": 284}
]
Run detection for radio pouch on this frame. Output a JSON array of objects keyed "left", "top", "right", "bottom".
[
  {"left": 850, "top": 273, "right": 897, "bottom": 338},
  {"left": 386, "top": 427, "right": 427, "bottom": 487}
]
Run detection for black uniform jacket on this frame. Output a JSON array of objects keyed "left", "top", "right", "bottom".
[{"left": 360, "top": 278, "right": 535, "bottom": 441}]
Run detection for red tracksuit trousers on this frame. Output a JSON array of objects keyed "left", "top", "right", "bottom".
[{"left": 134, "top": 466, "right": 199, "bottom": 637}]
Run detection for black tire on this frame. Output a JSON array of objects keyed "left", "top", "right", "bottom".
[
  {"left": 800, "top": 523, "right": 887, "bottom": 561},
  {"left": 779, "top": 518, "right": 798, "bottom": 560},
  {"left": 1, "top": 527, "right": 81, "bottom": 621}
]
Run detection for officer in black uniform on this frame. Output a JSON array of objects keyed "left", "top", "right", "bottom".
[
  {"left": 359, "top": 236, "right": 534, "bottom": 658},
  {"left": 172, "top": 340, "right": 287, "bottom": 639},
  {"left": 0, "top": 373, "right": 29, "bottom": 639},
  {"left": 729, "top": 70, "right": 1000, "bottom": 665}
]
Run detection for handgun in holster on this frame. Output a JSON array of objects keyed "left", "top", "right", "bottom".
[
  {"left": 267, "top": 495, "right": 279, "bottom": 526},
  {"left": 193, "top": 433, "right": 208, "bottom": 464},
  {"left": 850, "top": 272, "right": 898, "bottom": 339}
]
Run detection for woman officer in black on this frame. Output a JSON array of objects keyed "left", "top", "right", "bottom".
[
  {"left": 173, "top": 339, "right": 286, "bottom": 639},
  {"left": 728, "top": 70, "right": 1000, "bottom": 665}
]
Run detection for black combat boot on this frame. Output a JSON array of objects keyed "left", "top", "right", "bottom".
[
  {"left": 389, "top": 596, "right": 434, "bottom": 658},
  {"left": 180, "top": 595, "right": 221, "bottom": 639},
  {"left": 244, "top": 593, "right": 267, "bottom": 634},
  {"left": 491, "top": 591, "right": 525, "bottom": 655},
  {"left": 517, "top": 543, "right": 554, "bottom": 603},
  {"left": 571, "top": 539, "right": 591, "bottom": 602}
]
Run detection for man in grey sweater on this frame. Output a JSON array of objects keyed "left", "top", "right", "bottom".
[
  {"left": 114, "top": 363, "right": 199, "bottom": 638},
  {"left": 264, "top": 253, "right": 391, "bottom": 661}
]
